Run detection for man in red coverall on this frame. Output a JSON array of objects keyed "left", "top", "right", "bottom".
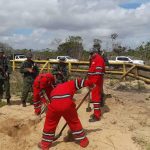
[
  {"left": 38, "top": 78, "right": 94, "bottom": 150},
  {"left": 88, "top": 49, "right": 105, "bottom": 122},
  {"left": 33, "top": 73, "right": 55, "bottom": 115}
]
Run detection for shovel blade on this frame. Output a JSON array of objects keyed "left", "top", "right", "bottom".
[{"left": 86, "top": 107, "right": 92, "bottom": 112}]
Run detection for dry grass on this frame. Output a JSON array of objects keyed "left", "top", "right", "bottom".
[
  {"left": 10, "top": 71, "right": 23, "bottom": 96},
  {"left": 0, "top": 101, "right": 7, "bottom": 107},
  {"left": 132, "top": 136, "right": 148, "bottom": 147},
  {"left": 146, "top": 143, "right": 150, "bottom": 150}
]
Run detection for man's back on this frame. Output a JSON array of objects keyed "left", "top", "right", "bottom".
[{"left": 50, "top": 80, "right": 76, "bottom": 99}]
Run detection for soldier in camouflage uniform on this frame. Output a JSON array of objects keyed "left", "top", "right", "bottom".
[
  {"left": 52, "top": 58, "right": 68, "bottom": 84},
  {"left": 0, "top": 48, "right": 11, "bottom": 105},
  {"left": 20, "top": 52, "right": 39, "bottom": 107}
]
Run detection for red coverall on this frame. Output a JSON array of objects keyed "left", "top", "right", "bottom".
[
  {"left": 33, "top": 73, "right": 55, "bottom": 115},
  {"left": 39, "top": 78, "right": 93, "bottom": 149},
  {"left": 88, "top": 53, "right": 105, "bottom": 119}
]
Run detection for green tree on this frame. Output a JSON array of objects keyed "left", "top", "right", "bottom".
[
  {"left": 57, "top": 36, "right": 84, "bottom": 59},
  {"left": 93, "top": 39, "right": 102, "bottom": 53},
  {"left": 113, "top": 44, "right": 126, "bottom": 55}
]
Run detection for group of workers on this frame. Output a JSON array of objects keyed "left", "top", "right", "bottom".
[{"left": 0, "top": 47, "right": 105, "bottom": 150}]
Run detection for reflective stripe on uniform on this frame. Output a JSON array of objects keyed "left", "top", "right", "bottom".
[
  {"left": 72, "top": 129, "right": 84, "bottom": 135},
  {"left": 34, "top": 105, "right": 42, "bottom": 108},
  {"left": 92, "top": 102, "right": 100, "bottom": 105},
  {"left": 42, "top": 138, "right": 53, "bottom": 142},
  {"left": 74, "top": 135, "right": 86, "bottom": 141},
  {"left": 88, "top": 72, "right": 104, "bottom": 75},
  {"left": 33, "top": 101, "right": 41, "bottom": 105},
  {"left": 96, "top": 66, "right": 103, "bottom": 70},
  {"left": 94, "top": 108, "right": 100, "bottom": 110},
  {"left": 75, "top": 78, "right": 80, "bottom": 90},
  {"left": 80, "top": 79, "right": 85, "bottom": 88},
  {"left": 43, "top": 132, "right": 55, "bottom": 136},
  {"left": 51, "top": 94, "right": 71, "bottom": 99}
]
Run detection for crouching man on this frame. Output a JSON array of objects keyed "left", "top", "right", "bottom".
[
  {"left": 38, "top": 78, "right": 94, "bottom": 150},
  {"left": 33, "top": 73, "right": 55, "bottom": 115}
]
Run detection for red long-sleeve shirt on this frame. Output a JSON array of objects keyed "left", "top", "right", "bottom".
[
  {"left": 50, "top": 78, "right": 93, "bottom": 101},
  {"left": 88, "top": 53, "right": 105, "bottom": 83}
]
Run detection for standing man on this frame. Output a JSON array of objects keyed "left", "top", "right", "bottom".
[
  {"left": 88, "top": 49, "right": 105, "bottom": 122},
  {"left": 0, "top": 48, "right": 11, "bottom": 105},
  {"left": 52, "top": 57, "right": 68, "bottom": 84},
  {"left": 20, "top": 52, "right": 39, "bottom": 107},
  {"left": 38, "top": 78, "right": 94, "bottom": 150},
  {"left": 98, "top": 50, "right": 109, "bottom": 107},
  {"left": 33, "top": 73, "right": 55, "bottom": 115}
]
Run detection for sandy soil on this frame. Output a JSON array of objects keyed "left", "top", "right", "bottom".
[{"left": 0, "top": 80, "right": 150, "bottom": 150}]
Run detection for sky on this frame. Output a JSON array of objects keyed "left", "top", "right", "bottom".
[{"left": 0, "top": 0, "right": 150, "bottom": 50}]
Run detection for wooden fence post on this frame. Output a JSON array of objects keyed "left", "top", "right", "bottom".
[
  {"left": 68, "top": 62, "right": 71, "bottom": 74},
  {"left": 123, "top": 63, "right": 126, "bottom": 80},
  {"left": 47, "top": 61, "right": 50, "bottom": 72},
  {"left": 12, "top": 60, "right": 15, "bottom": 71}
]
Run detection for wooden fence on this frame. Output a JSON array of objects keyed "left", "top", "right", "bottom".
[{"left": 10, "top": 60, "right": 150, "bottom": 84}]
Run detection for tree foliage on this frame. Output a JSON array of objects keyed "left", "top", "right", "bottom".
[
  {"left": 93, "top": 39, "right": 102, "bottom": 52},
  {"left": 57, "top": 36, "right": 83, "bottom": 59},
  {"left": 113, "top": 43, "right": 126, "bottom": 55},
  {"left": 0, "top": 42, "right": 13, "bottom": 54}
]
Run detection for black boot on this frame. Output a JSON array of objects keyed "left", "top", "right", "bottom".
[
  {"left": 22, "top": 102, "right": 26, "bottom": 107},
  {"left": 100, "top": 93, "right": 105, "bottom": 107},
  {"left": 89, "top": 115, "right": 100, "bottom": 122},
  {"left": 7, "top": 98, "right": 11, "bottom": 105}
]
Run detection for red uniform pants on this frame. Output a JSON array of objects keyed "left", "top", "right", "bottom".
[
  {"left": 41, "top": 99, "right": 86, "bottom": 147},
  {"left": 91, "top": 76, "right": 103, "bottom": 119}
]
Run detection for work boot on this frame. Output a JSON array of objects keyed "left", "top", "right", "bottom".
[
  {"left": 100, "top": 93, "right": 105, "bottom": 107},
  {"left": 38, "top": 142, "right": 51, "bottom": 150},
  {"left": 80, "top": 137, "right": 89, "bottom": 148},
  {"left": 0, "top": 95, "right": 3, "bottom": 102},
  {"left": 22, "top": 102, "right": 26, "bottom": 107},
  {"left": 63, "top": 131, "right": 74, "bottom": 142},
  {"left": 7, "top": 98, "right": 11, "bottom": 105},
  {"left": 86, "top": 106, "right": 92, "bottom": 112},
  {"left": 90, "top": 114, "right": 94, "bottom": 118},
  {"left": 100, "top": 99, "right": 105, "bottom": 107},
  {"left": 89, "top": 115, "right": 100, "bottom": 122}
]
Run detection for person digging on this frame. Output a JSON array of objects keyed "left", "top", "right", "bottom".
[{"left": 38, "top": 78, "right": 94, "bottom": 150}]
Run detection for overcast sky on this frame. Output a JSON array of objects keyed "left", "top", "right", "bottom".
[{"left": 0, "top": 0, "right": 150, "bottom": 50}]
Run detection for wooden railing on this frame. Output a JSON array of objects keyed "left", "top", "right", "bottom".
[{"left": 10, "top": 60, "right": 150, "bottom": 83}]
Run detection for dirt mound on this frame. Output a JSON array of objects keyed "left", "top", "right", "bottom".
[{"left": 111, "top": 80, "right": 150, "bottom": 91}]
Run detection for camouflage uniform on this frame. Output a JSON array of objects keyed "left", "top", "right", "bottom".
[
  {"left": 20, "top": 53, "right": 39, "bottom": 107},
  {"left": 52, "top": 59, "right": 68, "bottom": 84},
  {"left": 0, "top": 48, "right": 11, "bottom": 105}
]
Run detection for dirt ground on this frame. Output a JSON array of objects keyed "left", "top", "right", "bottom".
[{"left": 0, "top": 79, "right": 150, "bottom": 150}]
